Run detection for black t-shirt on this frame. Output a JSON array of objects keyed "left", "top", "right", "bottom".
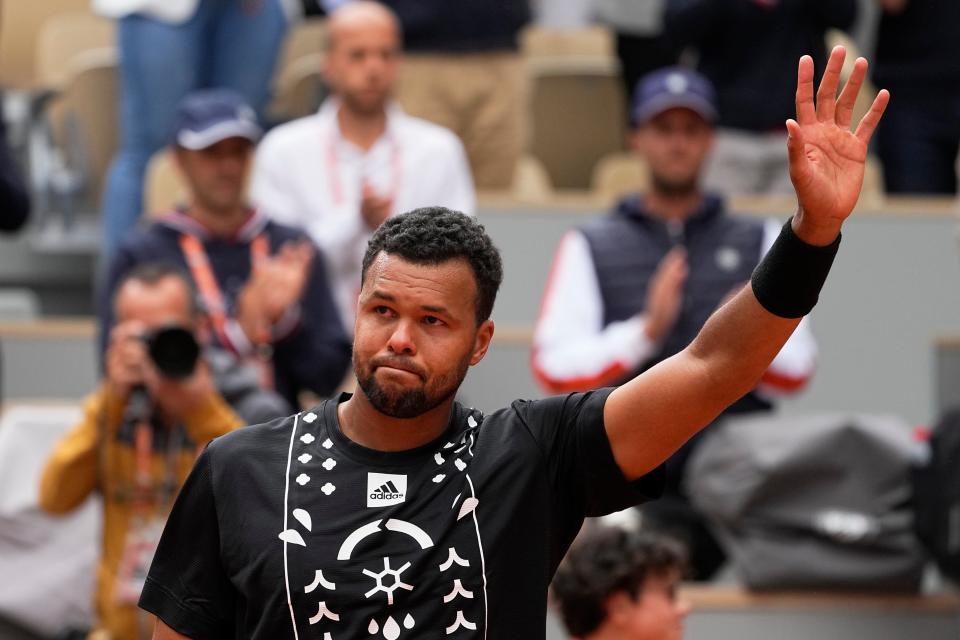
[{"left": 139, "top": 389, "right": 663, "bottom": 639}]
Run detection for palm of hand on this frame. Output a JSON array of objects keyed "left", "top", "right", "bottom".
[
  {"left": 787, "top": 48, "right": 889, "bottom": 233},
  {"left": 791, "top": 120, "right": 868, "bottom": 226}
]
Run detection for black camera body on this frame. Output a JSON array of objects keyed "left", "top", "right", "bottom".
[{"left": 143, "top": 325, "right": 201, "bottom": 380}]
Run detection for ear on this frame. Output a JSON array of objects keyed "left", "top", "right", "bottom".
[
  {"left": 468, "top": 319, "right": 495, "bottom": 366},
  {"left": 604, "top": 591, "right": 635, "bottom": 628}
]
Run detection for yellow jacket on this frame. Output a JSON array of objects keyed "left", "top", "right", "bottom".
[{"left": 39, "top": 384, "right": 243, "bottom": 640}]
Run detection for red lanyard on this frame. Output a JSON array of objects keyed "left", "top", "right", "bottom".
[
  {"left": 178, "top": 232, "right": 274, "bottom": 389},
  {"left": 326, "top": 131, "right": 403, "bottom": 209}
]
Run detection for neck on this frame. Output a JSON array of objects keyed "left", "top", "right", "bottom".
[
  {"left": 337, "top": 102, "right": 387, "bottom": 151},
  {"left": 187, "top": 202, "right": 249, "bottom": 237},
  {"left": 337, "top": 386, "right": 454, "bottom": 452},
  {"left": 644, "top": 187, "right": 704, "bottom": 223}
]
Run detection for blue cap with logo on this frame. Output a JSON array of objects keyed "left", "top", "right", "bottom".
[
  {"left": 632, "top": 66, "right": 718, "bottom": 126},
  {"left": 172, "top": 89, "right": 262, "bottom": 150}
]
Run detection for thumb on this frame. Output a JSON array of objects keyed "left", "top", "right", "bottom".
[{"left": 786, "top": 119, "right": 806, "bottom": 169}]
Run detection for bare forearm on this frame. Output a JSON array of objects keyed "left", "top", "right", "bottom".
[
  {"left": 605, "top": 286, "right": 799, "bottom": 479},
  {"left": 687, "top": 286, "right": 801, "bottom": 410}
]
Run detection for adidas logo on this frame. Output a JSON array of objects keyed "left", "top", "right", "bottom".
[{"left": 367, "top": 473, "right": 407, "bottom": 507}]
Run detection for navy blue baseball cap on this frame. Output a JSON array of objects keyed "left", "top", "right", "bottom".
[
  {"left": 632, "top": 66, "right": 718, "bottom": 126},
  {"left": 172, "top": 89, "right": 262, "bottom": 150}
]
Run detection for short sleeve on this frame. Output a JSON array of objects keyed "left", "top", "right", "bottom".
[
  {"left": 513, "top": 388, "right": 664, "bottom": 518},
  {"left": 139, "top": 448, "right": 235, "bottom": 638}
]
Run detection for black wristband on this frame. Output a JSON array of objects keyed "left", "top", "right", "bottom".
[{"left": 750, "top": 217, "right": 841, "bottom": 318}]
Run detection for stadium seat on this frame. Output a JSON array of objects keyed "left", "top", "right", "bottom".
[
  {"left": 270, "top": 53, "right": 326, "bottom": 122},
  {"left": 145, "top": 149, "right": 188, "bottom": 217},
  {"left": 35, "top": 11, "right": 115, "bottom": 90},
  {"left": 591, "top": 151, "right": 649, "bottom": 200},
  {"left": 0, "top": 0, "right": 93, "bottom": 89},
  {"left": 270, "top": 19, "right": 328, "bottom": 120},
  {"left": 528, "top": 57, "right": 626, "bottom": 190}
]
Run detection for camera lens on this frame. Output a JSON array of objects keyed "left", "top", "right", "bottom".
[{"left": 146, "top": 326, "right": 200, "bottom": 379}]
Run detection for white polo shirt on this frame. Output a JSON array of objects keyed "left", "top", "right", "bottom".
[{"left": 251, "top": 98, "right": 476, "bottom": 332}]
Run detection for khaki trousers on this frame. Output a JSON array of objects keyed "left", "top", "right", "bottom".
[{"left": 397, "top": 52, "right": 527, "bottom": 190}]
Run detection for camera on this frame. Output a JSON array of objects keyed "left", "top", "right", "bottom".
[{"left": 143, "top": 325, "right": 201, "bottom": 380}]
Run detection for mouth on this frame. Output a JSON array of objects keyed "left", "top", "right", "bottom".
[{"left": 372, "top": 359, "right": 424, "bottom": 380}]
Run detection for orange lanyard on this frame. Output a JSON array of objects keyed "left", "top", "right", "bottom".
[
  {"left": 131, "top": 419, "right": 184, "bottom": 515},
  {"left": 178, "top": 232, "right": 275, "bottom": 389},
  {"left": 327, "top": 132, "right": 403, "bottom": 209}
]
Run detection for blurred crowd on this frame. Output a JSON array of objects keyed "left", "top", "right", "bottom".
[{"left": 0, "top": 0, "right": 959, "bottom": 639}]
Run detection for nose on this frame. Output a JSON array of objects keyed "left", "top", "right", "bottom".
[
  {"left": 677, "top": 596, "right": 692, "bottom": 619},
  {"left": 386, "top": 319, "right": 416, "bottom": 356}
]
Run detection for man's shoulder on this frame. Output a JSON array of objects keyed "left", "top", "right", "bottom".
[
  {"left": 204, "top": 411, "right": 302, "bottom": 477},
  {"left": 259, "top": 114, "right": 323, "bottom": 155},
  {"left": 397, "top": 113, "right": 465, "bottom": 155},
  {"left": 115, "top": 220, "right": 181, "bottom": 258}
]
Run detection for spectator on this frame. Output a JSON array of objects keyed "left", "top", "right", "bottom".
[
  {"left": 377, "top": 0, "right": 530, "bottom": 189},
  {"left": 95, "top": 0, "right": 290, "bottom": 257},
  {"left": 665, "top": 0, "right": 857, "bottom": 195},
  {"left": 251, "top": 1, "right": 475, "bottom": 330},
  {"left": 101, "top": 90, "right": 352, "bottom": 411},
  {"left": 594, "top": 0, "right": 682, "bottom": 112},
  {"left": 0, "top": 114, "right": 30, "bottom": 232},
  {"left": 532, "top": 67, "right": 817, "bottom": 579},
  {"left": 552, "top": 528, "right": 689, "bottom": 640},
  {"left": 873, "top": 0, "right": 960, "bottom": 194},
  {"left": 40, "top": 265, "right": 245, "bottom": 640}
]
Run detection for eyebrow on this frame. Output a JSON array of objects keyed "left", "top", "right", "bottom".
[{"left": 368, "top": 290, "right": 451, "bottom": 316}]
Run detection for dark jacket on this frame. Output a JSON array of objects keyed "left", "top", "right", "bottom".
[
  {"left": 666, "top": 0, "right": 857, "bottom": 131},
  {"left": 99, "top": 211, "right": 352, "bottom": 409},
  {"left": 380, "top": 0, "right": 530, "bottom": 52},
  {"left": 874, "top": 0, "right": 960, "bottom": 88},
  {"left": 580, "top": 193, "right": 769, "bottom": 413}
]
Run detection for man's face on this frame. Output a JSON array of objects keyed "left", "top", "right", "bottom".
[
  {"left": 631, "top": 108, "right": 714, "bottom": 196},
  {"left": 353, "top": 253, "right": 493, "bottom": 419},
  {"left": 175, "top": 137, "right": 253, "bottom": 213},
  {"left": 115, "top": 276, "right": 195, "bottom": 332},
  {"left": 610, "top": 570, "right": 690, "bottom": 640},
  {"left": 324, "top": 14, "right": 399, "bottom": 115}
]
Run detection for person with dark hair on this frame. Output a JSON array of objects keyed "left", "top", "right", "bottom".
[
  {"left": 552, "top": 528, "right": 689, "bottom": 640},
  {"left": 100, "top": 89, "right": 352, "bottom": 411},
  {"left": 41, "top": 264, "right": 244, "bottom": 640},
  {"left": 138, "top": 49, "right": 888, "bottom": 639}
]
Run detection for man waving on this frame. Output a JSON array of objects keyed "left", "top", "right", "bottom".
[{"left": 141, "top": 48, "right": 887, "bottom": 639}]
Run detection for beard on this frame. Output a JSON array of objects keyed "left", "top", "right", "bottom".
[
  {"left": 355, "top": 353, "right": 470, "bottom": 419},
  {"left": 650, "top": 171, "right": 698, "bottom": 198}
]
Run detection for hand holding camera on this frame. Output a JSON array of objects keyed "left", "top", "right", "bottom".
[{"left": 106, "top": 321, "right": 212, "bottom": 425}]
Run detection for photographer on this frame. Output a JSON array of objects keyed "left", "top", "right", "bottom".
[{"left": 40, "top": 264, "right": 244, "bottom": 640}]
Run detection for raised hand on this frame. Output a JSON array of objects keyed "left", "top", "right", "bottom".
[{"left": 787, "top": 46, "right": 890, "bottom": 246}]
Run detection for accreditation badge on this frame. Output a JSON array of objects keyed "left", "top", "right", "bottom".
[{"left": 114, "top": 516, "right": 165, "bottom": 604}]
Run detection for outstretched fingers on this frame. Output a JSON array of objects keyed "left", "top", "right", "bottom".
[
  {"left": 835, "top": 57, "right": 868, "bottom": 129},
  {"left": 854, "top": 89, "right": 891, "bottom": 145},
  {"left": 795, "top": 55, "right": 817, "bottom": 125},
  {"left": 815, "top": 46, "right": 845, "bottom": 123}
]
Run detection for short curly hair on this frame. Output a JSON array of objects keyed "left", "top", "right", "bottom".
[
  {"left": 551, "top": 528, "right": 686, "bottom": 636},
  {"left": 361, "top": 208, "right": 503, "bottom": 324}
]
